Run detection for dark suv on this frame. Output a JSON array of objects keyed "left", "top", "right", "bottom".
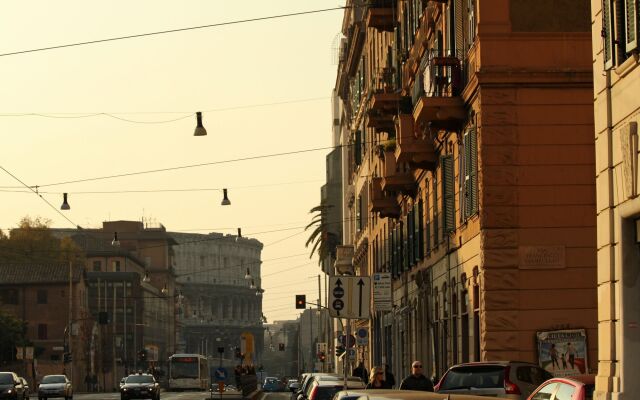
[
  {"left": 435, "top": 361, "right": 553, "bottom": 399},
  {"left": 120, "top": 374, "right": 160, "bottom": 400},
  {"left": 0, "top": 372, "right": 26, "bottom": 400}
]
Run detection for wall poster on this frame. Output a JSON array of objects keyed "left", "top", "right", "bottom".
[{"left": 536, "top": 329, "right": 588, "bottom": 377}]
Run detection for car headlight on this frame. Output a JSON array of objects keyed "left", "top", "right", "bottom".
[{"left": 123, "top": 388, "right": 128, "bottom": 391}]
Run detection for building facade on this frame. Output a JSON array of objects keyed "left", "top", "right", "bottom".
[
  {"left": 169, "top": 232, "right": 264, "bottom": 367},
  {"left": 591, "top": 0, "right": 640, "bottom": 398},
  {"left": 334, "top": 0, "right": 598, "bottom": 382},
  {"left": 0, "top": 264, "right": 90, "bottom": 389}
]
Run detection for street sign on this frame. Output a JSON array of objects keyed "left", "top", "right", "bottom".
[
  {"left": 316, "top": 342, "right": 327, "bottom": 353},
  {"left": 214, "top": 367, "right": 227, "bottom": 382},
  {"left": 347, "top": 348, "right": 356, "bottom": 361},
  {"left": 338, "top": 334, "right": 356, "bottom": 348},
  {"left": 329, "top": 276, "right": 371, "bottom": 319},
  {"left": 373, "top": 272, "right": 392, "bottom": 311},
  {"left": 356, "top": 327, "right": 368, "bottom": 346}
]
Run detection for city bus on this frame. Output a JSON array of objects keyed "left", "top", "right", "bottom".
[{"left": 168, "top": 354, "right": 210, "bottom": 391}]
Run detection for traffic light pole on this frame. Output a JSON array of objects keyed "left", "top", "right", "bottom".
[{"left": 344, "top": 318, "right": 350, "bottom": 389}]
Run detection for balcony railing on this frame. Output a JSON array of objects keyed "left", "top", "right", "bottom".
[
  {"left": 412, "top": 49, "right": 467, "bottom": 130},
  {"left": 394, "top": 113, "right": 437, "bottom": 170},
  {"left": 369, "top": 177, "right": 401, "bottom": 218},
  {"left": 381, "top": 150, "right": 417, "bottom": 195}
]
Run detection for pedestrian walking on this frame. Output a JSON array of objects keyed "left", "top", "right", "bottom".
[
  {"left": 365, "top": 366, "right": 390, "bottom": 389},
  {"left": 352, "top": 361, "right": 368, "bottom": 383},
  {"left": 384, "top": 364, "right": 395, "bottom": 388},
  {"left": 399, "top": 361, "right": 434, "bottom": 391}
]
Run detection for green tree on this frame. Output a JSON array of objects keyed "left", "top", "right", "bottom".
[
  {"left": 304, "top": 204, "right": 339, "bottom": 265},
  {"left": 0, "top": 310, "right": 27, "bottom": 363},
  {"left": 0, "top": 216, "right": 84, "bottom": 264}
]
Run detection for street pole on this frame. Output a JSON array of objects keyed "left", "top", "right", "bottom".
[
  {"left": 134, "top": 300, "right": 137, "bottom": 372},
  {"left": 309, "top": 308, "right": 313, "bottom": 372},
  {"left": 123, "top": 280, "right": 127, "bottom": 375},
  {"left": 317, "top": 275, "right": 322, "bottom": 372},
  {"left": 68, "top": 261, "right": 73, "bottom": 384},
  {"left": 113, "top": 283, "right": 117, "bottom": 390},
  {"left": 344, "top": 318, "right": 349, "bottom": 388}
]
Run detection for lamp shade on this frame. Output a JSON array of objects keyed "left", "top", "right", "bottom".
[
  {"left": 221, "top": 188, "right": 231, "bottom": 206},
  {"left": 60, "top": 193, "right": 70, "bottom": 210},
  {"left": 194, "top": 111, "right": 207, "bottom": 136}
]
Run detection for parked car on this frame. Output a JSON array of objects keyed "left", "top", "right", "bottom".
[
  {"left": 18, "top": 378, "right": 29, "bottom": 400},
  {"left": 527, "top": 375, "right": 595, "bottom": 400},
  {"left": 37, "top": 374, "right": 73, "bottom": 400},
  {"left": 435, "top": 361, "right": 553, "bottom": 399},
  {"left": 299, "top": 374, "right": 365, "bottom": 400},
  {"left": 120, "top": 373, "right": 160, "bottom": 400},
  {"left": 0, "top": 372, "right": 26, "bottom": 400},
  {"left": 288, "top": 379, "right": 300, "bottom": 392},
  {"left": 304, "top": 377, "right": 365, "bottom": 400},
  {"left": 263, "top": 377, "right": 285, "bottom": 392},
  {"left": 332, "top": 388, "right": 491, "bottom": 400}
]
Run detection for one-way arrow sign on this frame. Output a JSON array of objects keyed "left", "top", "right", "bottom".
[{"left": 329, "top": 276, "right": 371, "bottom": 319}]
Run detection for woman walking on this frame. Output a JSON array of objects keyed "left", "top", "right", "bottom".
[{"left": 366, "top": 366, "right": 390, "bottom": 389}]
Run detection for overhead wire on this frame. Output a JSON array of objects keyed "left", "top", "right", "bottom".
[{"left": 0, "top": 7, "right": 349, "bottom": 58}]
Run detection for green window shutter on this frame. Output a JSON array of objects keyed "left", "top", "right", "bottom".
[
  {"left": 396, "top": 225, "right": 403, "bottom": 276},
  {"left": 418, "top": 200, "right": 425, "bottom": 259},
  {"left": 407, "top": 211, "right": 414, "bottom": 268},
  {"left": 603, "top": 0, "right": 614, "bottom": 69},
  {"left": 442, "top": 155, "right": 455, "bottom": 233},
  {"left": 433, "top": 176, "right": 439, "bottom": 244},
  {"left": 391, "top": 227, "right": 397, "bottom": 277},
  {"left": 355, "top": 131, "right": 362, "bottom": 166},
  {"left": 626, "top": 0, "right": 638, "bottom": 52},
  {"left": 402, "top": 220, "right": 408, "bottom": 272},
  {"left": 469, "top": 128, "right": 479, "bottom": 215},
  {"left": 414, "top": 203, "right": 420, "bottom": 262}
]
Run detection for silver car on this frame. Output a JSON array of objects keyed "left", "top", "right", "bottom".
[
  {"left": 38, "top": 375, "right": 73, "bottom": 400},
  {"left": 435, "top": 361, "right": 553, "bottom": 399}
]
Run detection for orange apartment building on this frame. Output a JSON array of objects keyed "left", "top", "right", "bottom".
[{"left": 334, "top": 0, "right": 598, "bottom": 381}]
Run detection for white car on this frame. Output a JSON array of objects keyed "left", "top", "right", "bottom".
[{"left": 38, "top": 375, "right": 73, "bottom": 400}]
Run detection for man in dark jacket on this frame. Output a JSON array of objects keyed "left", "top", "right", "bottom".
[
  {"left": 352, "top": 361, "right": 368, "bottom": 383},
  {"left": 399, "top": 361, "right": 434, "bottom": 391}
]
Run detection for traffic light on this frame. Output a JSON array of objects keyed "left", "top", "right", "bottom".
[
  {"left": 234, "top": 347, "right": 242, "bottom": 359},
  {"left": 295, "top": 295, "right": 306, "bottom": 309},
  {"left": 138, "top": 349, "right": 147, "bottom": 362},
  {"left": 63, "top": 352, "right": 72, "bottom": 363},
  {"left": 278, "top": 343, "right": 285, "bottom": 351},
  {"left": 318, "top": 352, "right": 326, "bottom": 362},
  {"left": 335, "top": 345, "right": 345, "bottom": 357}
]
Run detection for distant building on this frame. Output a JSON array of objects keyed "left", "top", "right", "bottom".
[
  {"left": 0, "top": 263, "right": 89, "bottom": 388},
  {"left": 262, "top": 320, "right": 300, "bottom": 377},
  {"left": 169, "top": 231, "right": 264, "bottom": 367}
]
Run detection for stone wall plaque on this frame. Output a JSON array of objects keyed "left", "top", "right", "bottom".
[
  {"left": 518, "top": 245, "right": 566, "bottom": 269},
  {"left": 620, "top": 121, "right": 638, "bottom": 199}
]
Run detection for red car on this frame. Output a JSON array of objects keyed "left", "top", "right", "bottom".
[{"left": 527, "top": 375, "right": 594, "bottom": 400}]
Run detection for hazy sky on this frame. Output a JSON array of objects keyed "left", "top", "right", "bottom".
[{"left": 0, "top": 1, "right": 345, "bottom": 322}]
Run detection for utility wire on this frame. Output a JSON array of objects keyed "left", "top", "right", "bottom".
[
  {"left": 0, "top": 96, "right": 329, "bottom": 122},
  {"left": 0, "top": 7, "right": 347, "bottom": 58},
  {"left": 33, "top": 144, "right": 342, "bottom": 188},
  {"left": 0, "top": 165, "right": 78, "bottom": 228},
  {"left": 0, "top": 179, "right": 323, "bottom": 194}
]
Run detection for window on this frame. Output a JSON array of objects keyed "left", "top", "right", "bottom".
[
  {"left": 552, "top": 383, "right": 577, "bottom": 400},
  {"left": 37, "top": 290, "right": 48, "bottom": 304},
  {"left": 1, "top": 288, "right": 18, "bottom": 305},
  {"left": 113, "top": 260, "right": 121, "bottom": 272},
  {"left": 38, "top": 324, "right": 48, "bottom": 340},
  {"left": 603, "top": 0, "right": 638, "bottom": 69},
  {"left": 531, "top": 382, "right": 558, "bottom": 400},
  {"left": 92, "top": 260, "right": 101, "bottom": 272},
  {"left": 433, "top": 175, "right": 439, "bottom": 244},
  {"left": 200, "top": 256, "right": 205, "bottom": 267},
  {"left": 467, "top": 0, "right": 476, "bottom": 45}
]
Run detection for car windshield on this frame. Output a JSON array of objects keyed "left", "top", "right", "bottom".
[
  {"left": 0, "top": 374, "right": 14, "bottom": 384},
  {"left": 126, "top": 375, "right": 154, "bottom": 384},
  {"left": 42, "top": 376, "right": 66, "bottom": 384},
  {"left": 439, "top": 366, "right": 505, "bottom": 390}
]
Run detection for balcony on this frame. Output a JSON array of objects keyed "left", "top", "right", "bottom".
[
  {"left": 365, "top": 0, "right": 396, "bottom": 31},
  {"left": 368, "top": 68, "right": 410, "bottom": 133},
  {"left": 413, "top": 49, "right": 466, "bottom": 131},
  {"left": 394, "top": 113, "right": 437, "bottom": 170},
  {"left": 369, "top": 177, "right": 401, "bottom": 218},
  {"left": 381, "top": 149, "right": 417, "bottom": 195}
]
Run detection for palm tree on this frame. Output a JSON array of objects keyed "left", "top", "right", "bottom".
[{"left": 305, "top": 204, "right": 339, "bottom": 265}]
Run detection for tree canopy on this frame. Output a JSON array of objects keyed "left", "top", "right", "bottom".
[
  {"left": 0, "top": 310, "right": 27, "bottom": 363},
  {"left": 305, "top": 204, "right": 339, "bottom": 265},
  {"left": 0, "top": 216, "right": 84, "bottom": 264}
]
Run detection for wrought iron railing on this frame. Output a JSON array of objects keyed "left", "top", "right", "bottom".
[{"left": 411, "top": 48, "right": 467, "bottom": 103}]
